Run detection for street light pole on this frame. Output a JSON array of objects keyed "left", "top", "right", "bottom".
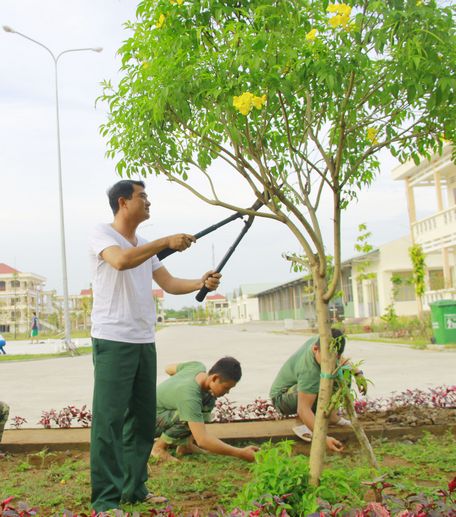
[{"left": 3, "top": 26, "right": 102, "bottom": 350}]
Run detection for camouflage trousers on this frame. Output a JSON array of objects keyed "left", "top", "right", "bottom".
[
  {"left": 0, "top": 401, "right": 10, "bottom": 442},
  {"left": 271, "top": 385, "right": 318, "bottom": 416},
  {"left": 155, "top": 408, "right": 212, "bottom": 446}
]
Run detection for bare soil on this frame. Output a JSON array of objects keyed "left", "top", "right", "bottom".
[{"left": 358, "top": 406, "right": 456, "bottom": 427}]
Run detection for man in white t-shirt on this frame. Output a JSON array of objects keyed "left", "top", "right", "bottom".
[{"left": 89, "top": 179, "right": 220, "bottom": 513}]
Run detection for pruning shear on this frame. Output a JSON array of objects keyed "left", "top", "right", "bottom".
[{"left": 157, "top": 197, "right": 265, "bottom": 302}]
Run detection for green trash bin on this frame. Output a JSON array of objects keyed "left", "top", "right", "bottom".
[{"left": 429, "top": 299, "right": 456, "bottom": 344}]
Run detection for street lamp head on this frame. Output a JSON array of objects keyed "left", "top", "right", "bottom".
[
  {"left": 3, "top": 25, "right": 15, "bottom": 33},
  {"left": 92, "top": 47, "right": 103, "bottom": 53}
]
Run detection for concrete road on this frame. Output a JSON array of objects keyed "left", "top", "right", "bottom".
[{"left": 0, "top": 322, "right": 455, "bottom": 428}]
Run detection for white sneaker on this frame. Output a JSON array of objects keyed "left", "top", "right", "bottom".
[{"left": 292, "top": 424, "right": 313, "bottom": 442}]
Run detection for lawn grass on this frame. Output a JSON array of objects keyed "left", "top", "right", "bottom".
[
  {"left": 0, "top": 346, "right": 93, "bottom": 362},
  {"left": 0, "top": 431, "right": 454, "bottom": 515}
]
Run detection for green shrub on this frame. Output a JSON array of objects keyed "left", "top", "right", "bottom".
[{"left": 233, "top": 441, "right": 371, "bottom": 515}]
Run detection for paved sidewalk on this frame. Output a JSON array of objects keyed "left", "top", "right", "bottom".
[{"left": 0, "top": 323, "right": 455, "bottom": 428}]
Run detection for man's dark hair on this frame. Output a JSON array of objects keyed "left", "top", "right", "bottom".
[
  {"left": 315, "top": 328, "right": 346, "bottom": 356},
  {"left": 107, "top": 180, "right": 145, "bottom": 215},
  {"left": 208, "top": 356, "right": 242, "bottom": 382}
]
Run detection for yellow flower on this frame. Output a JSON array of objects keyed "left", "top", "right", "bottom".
[
  {"left": 306, "top": 28, "right": 318, "bottom": 41},
  {"left": 327, "top": 3, "right": 351, "bottom": 16},
  {"left": 338, "top": 3, "right": 352, "bottom": 16},
  {"left": 233, "top": 92, "right": 266, "bottom": 115},
  {"left": 252, "top": 94, "right": 267, "bottom": 110},
  {"left": 328, "top": 3, "right": 352, "bottom": 28},
  {"left": 233, "top": 92, "right": 254, "bottom": 115},
  {"left": 156, "top": 14, "right": 166, "bottom": 29},
  {"left": 329, "top": 15, "right": 342, "bottom": 28},
  {"left": 142, "top": 61, "right": 150, "bottom": 69},
  {"left": 367, "top": 127, "right": 379, "bottom": 144},
  {"left": 170, "top": 0, "right": 184, "bottom": 4}
]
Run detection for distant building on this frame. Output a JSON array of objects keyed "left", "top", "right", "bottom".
[
  {"left": 256, "top": 278, "right": 343, "bottom": 325},
  {"left": 392, "top": 144, "right": 456, "bottom": 308},
  {"left": 206, "top": 293, "right": 229, "bottom": 322},
  {"left": 341, "top": 236, "right": 444, "bottom": 319},
  {"left": 60, "top": 288, "right": 93, "bottom": 331},
  {"left": 153, "top": 288, "right": 165, "bottom": 323},
  {"left": 0, "top": 263, "right": 46, "bottom": 334},
  {"left": 228, "top": 283, "right": 279, "bottom": 323}
]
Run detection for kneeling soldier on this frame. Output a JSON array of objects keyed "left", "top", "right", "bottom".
[{"left": 152, "top": 357, "right": 258, "bottom": 462}]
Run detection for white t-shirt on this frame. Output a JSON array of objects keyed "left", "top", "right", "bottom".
[{"left": 89, "top": 223, "right": 163, "bottom": 343}]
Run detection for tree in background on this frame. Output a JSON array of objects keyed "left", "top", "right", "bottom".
[
  {"left": 100, "top": 0, "right": 456, "bottom": 484},
  {"left": 409, "top": 243, "right": 427, "bottom": 317}
]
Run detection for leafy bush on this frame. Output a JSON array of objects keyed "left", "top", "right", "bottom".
[
  {"left": 213, "top": 397, "right": 282, "bottom": 423},
  {"left": 214, "top": 386, "right": 456, "bottom": 423},
  {"left": 233, "top": 441, "right": 370, "bottom": 516},
  {"left": 37, "top": 405, "right": 92, "bottom": 429}
]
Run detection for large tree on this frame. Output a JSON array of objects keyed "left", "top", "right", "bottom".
[{"left": 100, "top": 0, "right": 456, "bottom": 484}]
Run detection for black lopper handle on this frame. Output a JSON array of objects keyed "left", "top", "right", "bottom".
[
  {"left": 156, "top": 212, "right": 244, "bottom": 261},
  {"left": 195, "top": 218, "right": 254, "bottom": 302},
  {"left": 157, "top": 198, "right": 264, "bottom": 261},
  {"left": 157, "top": 247, "right": 176, "bottom": 260},
  {"left": 195, "top": 286, "right": 210, "bottom": 302}
]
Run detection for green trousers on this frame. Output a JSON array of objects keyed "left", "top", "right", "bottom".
[
  {"left": 272, "top": 385, "right": 318, "bottom": 416},
  {"left": 90, "top": 338, "right": 157, "bottom": 512}
]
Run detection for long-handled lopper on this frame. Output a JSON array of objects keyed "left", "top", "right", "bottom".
[{"left": 156, "top": 198, "right": 265, "bottom": 302}]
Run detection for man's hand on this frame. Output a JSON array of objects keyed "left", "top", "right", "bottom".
[
  {"left": 201, "top": 271, "right": 222, "bottom": 291},
  {"left": 355, "top": 373, "right": 368, "bottom": 395},
  {"left": 168, "top": 234, "right": 196, "bottom": 252},
  {"left": 238, "top": 445, "right": 260, "bottom": 462},
  {"left": 326, "top": 436, "right": 344, "bottom": 452}
]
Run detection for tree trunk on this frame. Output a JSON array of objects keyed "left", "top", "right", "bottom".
[
  {"left": 309, "top": 270, "right": 336, "bottom": 486},
  {"left": 343, "top": 392, "right": 379, "bottom": 469}
]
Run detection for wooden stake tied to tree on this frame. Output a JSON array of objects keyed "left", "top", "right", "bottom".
[{"left": 100, "top": 0, "right": 456, "bottom": 485}]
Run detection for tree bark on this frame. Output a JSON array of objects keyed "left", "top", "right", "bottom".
[{"left": 309, "top": 268, "right": 336, "bottom": 486}]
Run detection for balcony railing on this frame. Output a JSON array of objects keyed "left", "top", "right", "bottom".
[
  {"left": 423, "top": 288, "right": 456, "bottom": 308},
  {"left": 412, "top": 206, "right": 456, "bottom": 252}
]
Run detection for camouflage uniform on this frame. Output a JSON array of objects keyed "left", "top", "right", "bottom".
[
  {"left": 155, "top": 391, "right": 215, "bottom": 445},
  {"left": 0, "top": 401, "right": 9, "bottom": 443}
]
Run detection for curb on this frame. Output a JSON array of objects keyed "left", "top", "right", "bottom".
[{"left": 2, "top": 420, "right": 455, "bottom": 453}]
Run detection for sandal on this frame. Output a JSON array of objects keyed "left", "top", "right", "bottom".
[{"left": 144, "top": 493, "right": 168, "bottom": 504}]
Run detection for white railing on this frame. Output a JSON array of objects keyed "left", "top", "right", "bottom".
[
  {"left": 412, "top": 207, "right": 456, "bottom": 252},
  {"left": 423, "top": 288, "right": 456, "bottom": 309}
]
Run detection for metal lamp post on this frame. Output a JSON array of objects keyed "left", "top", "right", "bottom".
[{"left": 3, "top": 26, "right": 102, "bottom": 350}]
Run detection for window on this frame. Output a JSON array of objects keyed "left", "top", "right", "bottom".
[
  {"left": 341, "top": 270, "right": 353, "bottom": 303},
  {"left": 392, "top": 272, "right": 415, "bottom": 302},
  {"left": 429, "top": 269, "right": 444, "bottom": 291},
  {"left": 10, "top": 280, "right": 20, "bottom": 288},
  {"left": 0, "top": 282, "right": 5, "bottom": 291}
]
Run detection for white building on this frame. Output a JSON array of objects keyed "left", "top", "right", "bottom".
[
  {"left": 341, "top": 236, "right": 444, "bottom": 319},
  {"left": 228, "top": 283, "right": 278, "bottom": 323},
  {"left": 205, "top": 293, "right": 230, "bottom": 323},
  {"left": 0, "top": 263, "right": 46, "bottom": 334},
  {"left": 392, "top": 144, "right": 456, "bottom": 308}
]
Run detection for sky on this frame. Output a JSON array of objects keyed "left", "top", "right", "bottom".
[{"left": 0, "top": 1, "right": 437, "bottom": 309}]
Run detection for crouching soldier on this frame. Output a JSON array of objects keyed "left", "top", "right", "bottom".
[
  {"left": 270, "top": 329, "right": 367, "bottom": 452},
  {"left": 152, "top": 357, "right": 258, "bottom": 462}
]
